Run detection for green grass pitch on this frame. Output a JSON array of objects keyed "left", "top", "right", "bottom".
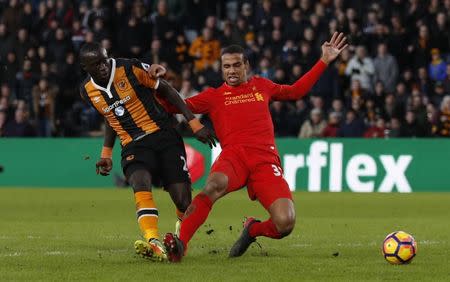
[{"left": 0, "top": 188, "right": 449, "bottom": 281}]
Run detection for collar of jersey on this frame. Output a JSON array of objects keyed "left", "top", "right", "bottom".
[{"left": 90, "top": 58, "right": 116, "bottom": 98}]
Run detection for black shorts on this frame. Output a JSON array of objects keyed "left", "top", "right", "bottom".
[{"left": 120, "top": 128, "right": 191, "bottom": 187}]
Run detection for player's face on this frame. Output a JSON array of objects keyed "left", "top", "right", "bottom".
[
  {"left": 80, "top": 48, "right": 111, "bottom": 83},
  {"left": 221, "top": 53, "right": 249, "bottom": 86}
]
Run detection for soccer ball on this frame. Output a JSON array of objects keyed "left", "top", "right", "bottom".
[{"left": 382, "top": 231, "right": 417, "bottom": 264}]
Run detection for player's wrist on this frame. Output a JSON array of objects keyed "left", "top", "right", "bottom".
[
  {"left": 320, "top": 56, "right": 331, "bottom": 65},
  {"left": 101, "top": 146, "right": 113, "bottom": 159},
  {"left": 188, "top": 118, "right": 204, "bottom": 133}
]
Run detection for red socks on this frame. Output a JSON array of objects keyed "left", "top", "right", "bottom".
[
  {"left": 179, "top": 192, "right": 212, "bottom": 247},
  {"left": 178, "top": 192, "right": 283, "bottom": 250},
  {"left": 248, "top": 219, "right": 282, "bottom": 239}
]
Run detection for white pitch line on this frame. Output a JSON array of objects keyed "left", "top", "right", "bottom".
[
  {"left": 45, "top": 251, "right": 68, "bottom": 256},
  {"left": 0, "top": 252, "right": 21, "bottom": 257}
]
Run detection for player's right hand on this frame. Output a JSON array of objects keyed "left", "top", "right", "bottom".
[
  {"left": 148, "top": 64, "right": 167, "bottom": 78},
  {"left": 96, "top": 158, "right": 113, "bottom": 176},
  {"left": 194, "top": 126, "right": 218, "bottom": 148}
]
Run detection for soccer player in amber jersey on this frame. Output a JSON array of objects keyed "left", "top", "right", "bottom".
[
  {"left": 78, "top": 42, "right": 216, "bottom": 261},
  {"left": 155, "top": 32, "right": 348, "bottom": 262}
]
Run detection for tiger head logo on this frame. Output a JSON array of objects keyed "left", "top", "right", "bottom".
[{"left": 117, "top": 79, "right": 128, "bottom": 91}]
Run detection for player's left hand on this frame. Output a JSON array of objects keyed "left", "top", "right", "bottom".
[
  {"left": 148, "top": 64, "right": 167, "bottom": 78},
  {"left": 96, "top": 158, "right": 113, "bottom": 176},
  {"left": 320, "top": 32, "right": 348, "bottom": 65}
]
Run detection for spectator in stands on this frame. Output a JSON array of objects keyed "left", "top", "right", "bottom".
[
  {"left": 388, "top": 117, "right": 402, "bottom": 138},
  {"left": 338, "top": 109, "right": 366, "bottom": 137},
  {"left": 432, "top": 12, "right": 450, "bottom": 55},
  {"left": 374, "top": 43, "right": 399, "bottom": 93},
  {"left": 432, "top": 96, "right": 450, "bottom": 137},
  {"left": 15, "top": 28, "right": 32, "bottom": 68},
  {"left": 189, "top": 27, "right": 221, "bottom": 72},
  {"left": 0, "top": 23, "right": 14, "bottom": 61},
  {"left": 417, "top": 67, "right": 432, "bottom": 96},
  {"left": 400, "top": 111, "right": 428, "bottom": 137},
  {"left": 32, "top": 78, "right": 57, "bottom": 137},
  {"left": 298, "top": 108, "right": 326, "bottom": 138},
  {"left": 173, "top": 34, "right": 190, "bottom": 72},
  {"left": 411, "top": 94, "right": 428, "bottom": 129},
  {"left": 151, "top": 0, "right": 176, "bottom": 44},
  {"left": 271, "top": 101, "right": 292, "bottom": 137},
  {"left": 0, "top": 110, "right": 6, "bottom": 136},
  {"left": 364, "top": 117, "right": 386, "bottom": 138},
  {"left": 444, "top": 64, "right": 450, "bottom": 94},
  {"left": 428, "top": 48, "right": 447, "bottom": 82},
  {"left": 322, "top": 112, "right": 340, "bottom": 138},
  {"left": 152, "top": 0, "right": 187, "bottom": 24},
  {"left": 15, "top": 59, "right": 36, "bottom": 112},
  {"left": 2, "top": 103, "right": 35, "bottom": 137},
  {"left": 382, "top": 93, "right": 403, "bottom": 121},
  {"left": 330, "top": 98, "right": 345, "bottom": 118},
  {"left": 408, "top": 25, "right": 431, "bottom": 69},
  {"left": 3, "top": 0, "right": 23, "bottom": 35},
  {"left": 256, "top": 57, "right": 274, "bottom": 79},
  {"left": 432, "top": 82, "right": 447, "bottom": 108},
  {"left": 345, "top": 79, "right": 367, "bottom": 103},
  {"left": 289, "top": 100, "right": 308, "bottom": 137},
  {"left": 345, "top": 45, "right": 375, "bottom": 92}
]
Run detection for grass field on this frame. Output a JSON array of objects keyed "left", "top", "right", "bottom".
[{"left": 0, "top": 188, "right": 449, "bottom": 281}]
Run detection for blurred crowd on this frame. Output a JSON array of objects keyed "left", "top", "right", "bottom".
[{"left": 0, "top": 0, "right": 449, "bottom": 138}]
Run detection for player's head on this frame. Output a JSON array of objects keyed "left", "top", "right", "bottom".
[
  {"left": 79, "top": 42, "right": 110, "bottom": 83},
  {"left": 221, "top": 45, "right": 249, "bottom": 86}
]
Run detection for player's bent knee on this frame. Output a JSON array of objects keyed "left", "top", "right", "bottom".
[
  {"left": 128, "top": 172, "right": 152, "bottom": 192},
  {"left": 203, "top": 173, "right": 228, "bottom": 202},
  {"left": 204, "top": 182, "right": 227, "bottom": 202},
  {"left": 273, "top": 213, "right": 295, "bottom": 238}
]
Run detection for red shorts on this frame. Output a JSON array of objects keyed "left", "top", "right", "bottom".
[{"left": 210, "top": 145, "right": 292, "bottom": 210}]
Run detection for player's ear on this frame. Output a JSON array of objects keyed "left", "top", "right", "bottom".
[{"left": 244, "top": 59, "right": 250, "bottom": 72}]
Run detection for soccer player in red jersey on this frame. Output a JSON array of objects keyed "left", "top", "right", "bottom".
[{"left": 157, "top": 32, "right": 348, "bottom": 262}]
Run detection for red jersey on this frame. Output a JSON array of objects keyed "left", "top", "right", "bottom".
[
  {"left": 160, "top": 60, "right": 327, "bottom": 149},
  {"left": 164, "top": 59, "right": 327, "bottom": 149}
]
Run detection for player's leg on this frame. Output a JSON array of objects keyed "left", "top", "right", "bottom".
[
  {"left": 178, "top": 171, "right": 229, "bottom": 240},
  {"left": 250, "top": 198, "right": 296, "bottom": 238},
  {"left": 157, "top": 130, "right": 193, "bottom": 235},
  {"left": 121, "top": 139, "right": 167, "bottom": 261},
  {"left": 165, "top": 147, "right": 249, "bottom": 262},
  {"left": 125, "top": 165, "right": 167, "bottom": 261},
  {"left": 230, "top": 161, "right": 294, "bottom": 257},
  {"left": 164, "top": 172, "right": 230, "bottom": 262},
  {"left": 127, "top": 166, "right": 159, "bottom": 241},
  {"left": 164, "top": 182, "right": 192, "bottom": 235}
]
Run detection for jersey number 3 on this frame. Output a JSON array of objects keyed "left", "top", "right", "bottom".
[{"left": 272, "top": 165, "right": 282, "bottom": 176}]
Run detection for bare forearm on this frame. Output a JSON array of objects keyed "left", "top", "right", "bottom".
[
  {"left": 158, "top": 79, "right": 195, "bottom": 121},
  {"left": 103, "top": 120, "right": 116, "bottom": 148}
]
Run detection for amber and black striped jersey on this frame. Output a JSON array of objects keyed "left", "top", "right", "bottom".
[{"left": 80, "top": 58, "right": 172, "bottom": 146}]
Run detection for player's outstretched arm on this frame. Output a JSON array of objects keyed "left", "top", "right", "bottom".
[
  {"left": 158, "top": 80, "right": 218, "bottom": 148},
  {"left": 272, "top": 32, "right": 348, "bottom": 101},
  {"left": 96, "top": 120, "right": 115, "bottom": 176}
]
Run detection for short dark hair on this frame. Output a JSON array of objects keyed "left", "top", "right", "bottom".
[
  {"left": 221, "top": 45, "right": 248, "bottom": 62},
  {"left": 79, "top": 42, "right": 102, "bottom": 57}
]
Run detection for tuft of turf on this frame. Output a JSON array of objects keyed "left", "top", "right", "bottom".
[{"left": 0, "top": 189, "right": 449, "bottom": 281}]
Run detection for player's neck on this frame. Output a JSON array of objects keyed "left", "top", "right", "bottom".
[{"left": 92, "top": 76, "right": 109, "bottom": 88}]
